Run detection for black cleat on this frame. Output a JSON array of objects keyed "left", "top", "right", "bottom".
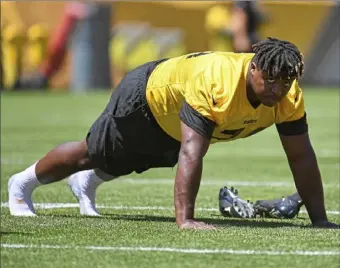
[
  {"left": 254, "top": 196, "right": 304, "bottom": 219},
  {"left": 219, "top": 186, "right": 255, "bottom": 219}
]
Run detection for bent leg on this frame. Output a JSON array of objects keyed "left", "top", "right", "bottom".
[
  {"left": 36, "top": 140, "right": 95, "bottom": 184},
  {"left": 8, "top": 140, "right": 97, "bottom": 216}
]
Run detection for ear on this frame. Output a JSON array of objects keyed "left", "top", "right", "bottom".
[{"left": 250, "top": 62, "right": 257, "bottom": 75}]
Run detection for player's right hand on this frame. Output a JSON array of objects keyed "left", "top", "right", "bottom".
[{"left": 179, "top": 220, "right": 217, "bottom": 230}]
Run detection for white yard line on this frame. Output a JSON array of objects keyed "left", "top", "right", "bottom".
[
  {"left": 1, "top": 243, "right": 339, "bottom": 256},
  {"left": 122, "top": 179, "right": 297, "bottom": 187},
  {"left": 120, "top": 178, "right": 340, "bottom": 188},
  {"left": 1, "top": 202, "right": 339, "bottom": 215},
  {"left": 0, "top": 176, "right": 338, "bottom": 188}
]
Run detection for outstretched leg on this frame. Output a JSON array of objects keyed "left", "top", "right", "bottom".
[
  {"left": 37, "top": 140, "right": 95, "bottom": 183},
  {"left": 8, "top": 140, "right": 96, "bottom": 216}
]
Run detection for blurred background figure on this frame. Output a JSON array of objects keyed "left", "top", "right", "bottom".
[
  {"left": 205, "top": 0, "right": 268, "bottom": 53},
  {"left": 14, "top": 2, "right": 88, "bottom": 90},
  {"left": 228, "top": 0, "right": 267, "bottom": 52}
]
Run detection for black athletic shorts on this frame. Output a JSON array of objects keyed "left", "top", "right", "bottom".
[{"left": 86, "top": 59, "right": 181, "bottom": 177}]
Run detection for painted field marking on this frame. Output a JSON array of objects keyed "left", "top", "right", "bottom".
[
  {"left": 1, "top": 243, "right": 339, "bottom": 256},
  {"left": 1, "top": 202, "right": 339, "bottom": 215}
]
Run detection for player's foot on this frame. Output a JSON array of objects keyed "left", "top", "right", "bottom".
[
  {"left": 68, "top": 171, "right": 102, "bottom": 216},
  {"left": 8, "top": 174, "right": 37, "bottom": 216},
  {"left": 219, "top": 186, "right": 255, "bottom": 218},
  {"left": 254, "top": 196, "right": 303, "bottom": 219}
]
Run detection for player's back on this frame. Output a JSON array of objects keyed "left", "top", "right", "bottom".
[
  {"left": 147, "top": 51, "right": 252, "bottom": 90},
  {"left": 146, "top": 51, "right": 253, "bottom": 109},
  {"left": 148, "top": 52, "right": 218, "bottom": 87},
  {"left": 146, "top": 51, "right": 254, "bottom": 112},
  {"left": 146, "top": 52, "right": 255, "bottom": 141}
]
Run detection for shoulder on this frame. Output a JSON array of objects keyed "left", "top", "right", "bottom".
[
  {"left": 278, "top": 81, "right": 303, "bottom": 109},
  {"left": 209, "top": 53, "right": 253, "bottom": 96},
  {"left": 275, "top": 81, "right": 305, "bottom": 123}
]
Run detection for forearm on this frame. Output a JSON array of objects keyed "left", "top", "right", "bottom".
[
  {"left": 288, "top": 150, "right": 327, "bottom": 223},
  {"left": 174, "top": 150, "right": 202, "bottom": 227}
]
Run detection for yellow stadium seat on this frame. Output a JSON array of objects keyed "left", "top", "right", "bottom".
[
  {"left": 27, "top": 23, "right": 49, "bottom": 70},
  {"left": 2, "top": 24, "right": 26, "bottom": 89}
]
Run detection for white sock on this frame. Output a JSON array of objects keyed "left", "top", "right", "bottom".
[
  {"left": 79, "top": 169, "right": 106, "bottom": 189},
  {"left": 68, "top": 169, "right": 112, "bottom": 216},
  {"left": 17, "top": 162, "right": 42, "bottom": 191},
  {"left": 8, "top": 161, "right": 42, "bottom": 216}
]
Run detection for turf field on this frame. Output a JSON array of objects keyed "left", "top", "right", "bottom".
[{"left": 1, "top": 89, "right": 339, "bottom": 268}]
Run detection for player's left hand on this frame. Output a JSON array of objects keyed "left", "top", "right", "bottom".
[
  {"left": 312, "top": 220, "right": 339, "bottom": 229},
  {"left": 179, "top": 220, "right": 217, "bottom": 230}
]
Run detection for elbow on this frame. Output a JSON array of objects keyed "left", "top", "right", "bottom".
[{"left": 179, "top": 148, "right": 201, "bottom": 165}]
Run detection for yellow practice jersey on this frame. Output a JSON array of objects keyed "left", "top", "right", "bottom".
[{"left": 146, "top": 52, "right": 306, "bottom": 143}]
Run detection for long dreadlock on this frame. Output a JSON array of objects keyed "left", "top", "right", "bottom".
[{"left": 252, "top": 37, "right": 304, "bottom": 80}]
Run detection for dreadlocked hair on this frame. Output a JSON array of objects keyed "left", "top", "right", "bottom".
[{"left": 252, "top": 37, "right": 304, "bottom": 80}]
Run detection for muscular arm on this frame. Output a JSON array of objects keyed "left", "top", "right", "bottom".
[
  {"left": 279, "top": 133, "right": 328, "bottom": 224},
  {"left": 174, "top": 121, "right": 211, "bottom": 228}
]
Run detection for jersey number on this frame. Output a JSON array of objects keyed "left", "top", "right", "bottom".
[
  {"left": 212, "top": 128, "right": 245, "bottom": 141},
  {"left": 212, "top": 127, "right": 267, "bottom": 141}
]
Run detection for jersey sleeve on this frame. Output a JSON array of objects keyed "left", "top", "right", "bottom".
[
  {"left": 179, "top": 72, "right": 216, "bottom": 138},
  {"left": 275, "top": 81, "right": 308, "bottom": 136}
]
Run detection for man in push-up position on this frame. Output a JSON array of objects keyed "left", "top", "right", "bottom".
[{"left": 8, "top": 37, "right": 338, "bottom": 229}]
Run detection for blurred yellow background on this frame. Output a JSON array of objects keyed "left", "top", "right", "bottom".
[{"left": 1, "top": 1, "right": 334, "bottom": 88}]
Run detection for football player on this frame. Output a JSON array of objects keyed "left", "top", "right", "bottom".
[{"left": 8, "top": 37, "right": 338, "bottom": 230}]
